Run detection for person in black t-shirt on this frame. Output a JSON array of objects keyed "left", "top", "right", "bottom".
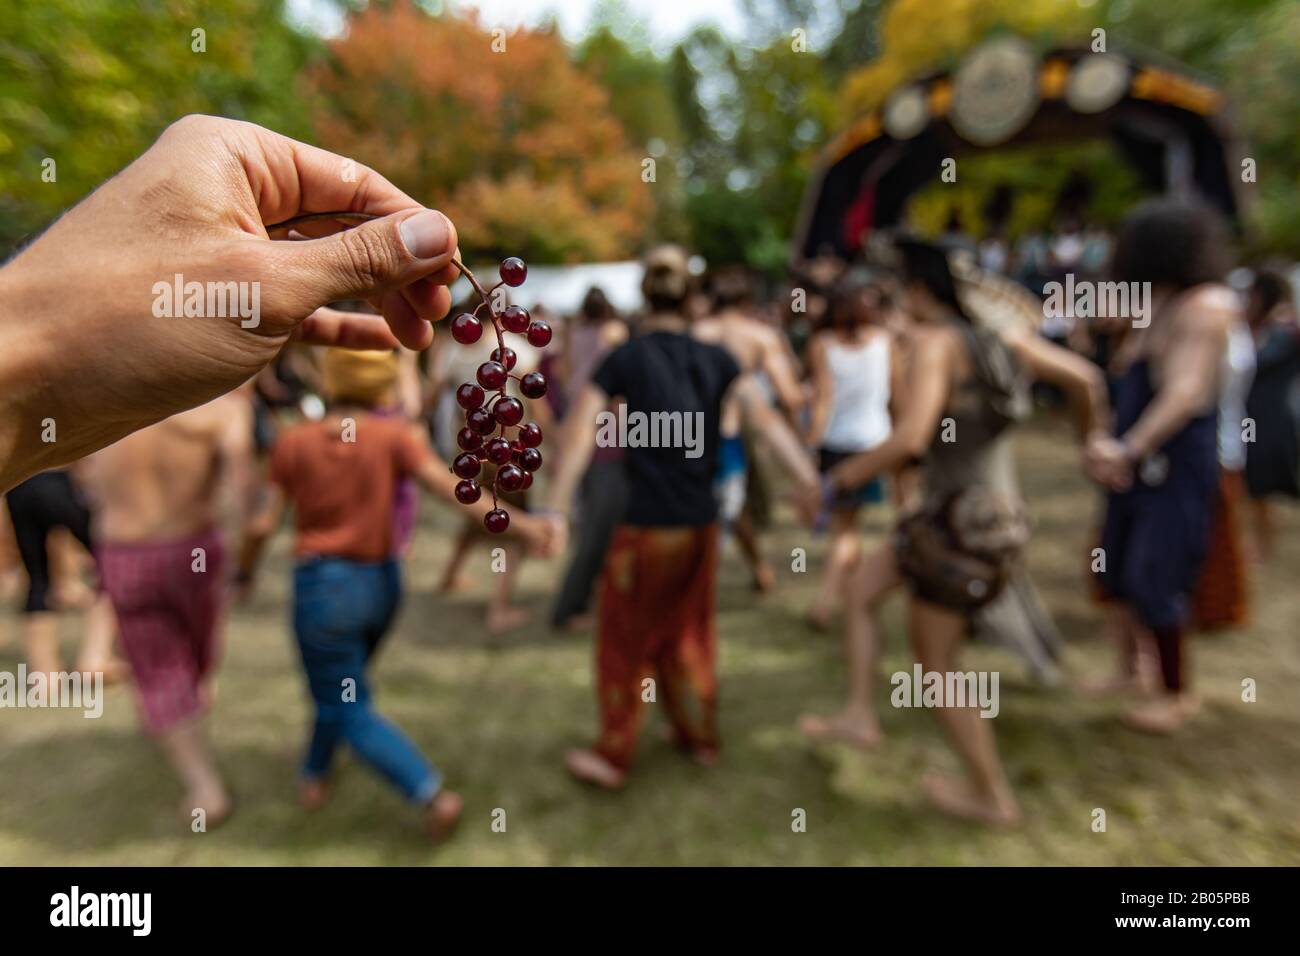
[{"left": 545, "top": 245, "right": 817, "bottom": 789}]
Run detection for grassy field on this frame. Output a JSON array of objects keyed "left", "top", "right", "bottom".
[{"left": 2, "top": 418, "right": 1298, "bottom": 866}]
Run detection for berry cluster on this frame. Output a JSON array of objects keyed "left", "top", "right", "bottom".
[{"left": 449, "top": 257, "right": 551, "bottom": 533}]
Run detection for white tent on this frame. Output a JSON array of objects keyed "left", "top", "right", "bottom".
[{"left": 449, "top": 260, "right": 646, "bottom": 316}]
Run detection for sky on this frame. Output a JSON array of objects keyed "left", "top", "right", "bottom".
[{"left": 287, "top": 0, "right": 752, "bottom": 49}]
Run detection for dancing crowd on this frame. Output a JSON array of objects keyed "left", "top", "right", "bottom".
[{"left": 3, "top": 117, "right": 1299, "bottom": 839}]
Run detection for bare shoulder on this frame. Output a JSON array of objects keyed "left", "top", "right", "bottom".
[
  {"left": 911, "top": 322, "right": 961, "bottom": 355},
  {"left": 1177, "top": 283, "right": 1238, "bottom": 332},
  {"left": 692, "top": 315, "right": 722, "bottom": 343}
]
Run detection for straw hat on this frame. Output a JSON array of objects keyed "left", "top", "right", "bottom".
[{"left": 321, "top": 348, "right": 399, "bottom": 407}]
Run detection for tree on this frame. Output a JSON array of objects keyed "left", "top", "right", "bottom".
[
  {"left": 0, "top": 0, "right": 320, "bottom": 252},
  {"left": 308, "top": 1, "right": 650, "bottom": 263}
]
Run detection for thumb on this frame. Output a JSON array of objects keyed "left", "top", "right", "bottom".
[{"left": 274, "top": 208, "right": 456, "bottom": 308}]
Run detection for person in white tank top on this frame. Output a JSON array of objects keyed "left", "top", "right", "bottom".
[{"left": 804, "top": 275, "right": 900, "bottom": 630}]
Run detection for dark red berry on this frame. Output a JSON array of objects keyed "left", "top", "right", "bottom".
[
  {"left": 519, "top": 422, "right": 543, "bottom": 447},
  {"left": 520, "top": 447, "right": 543, "bottom": 472},
  {"left": 526, "top": 321, "right": 552, "bottom": 348},
  {"left": 485, "top": 437, "right": 512, "bottom": 464},
  {"left": 467, "top": 407, "right": 495, "bottom": 434},
  {"left": 494, "top": 396, "right": 524, "bottom": 425},
  {"left": 500, "top": 258, "right": 527, "bottom": 287},
  {"left": 490, "top": 346, "right": 517, "bottom": 371},
  {"left": 457, "top": 427, "right": 483, "bottom": 451},
  {"left": 485, "top": 509, "right": 510, "bottom": 533},
  {"left": 454, "top": 479, "right": 481, "bottom": 504},
  {"left": 497, "top": 463, "right": 525, "bottom": 492},
  {"left": 452, "top": 453, "right": 481, "bottom": 480},
  {"left": 477, "top": 361, "right": 507, "bottom": 390},
  {"left": 519, "top": 471, "right": 534, "bottom": 491},
  {"left": 456, "top": 383, "right": 485, "bottom": 409},
  {"left": 450, "top": 312, "right": 482, "bottom": 345},
  {"left": 501, "top": 305, "right": 530, "bottom": 334},
  {"left": 520, "top": 371, "right": 548, "bottom": 399}
]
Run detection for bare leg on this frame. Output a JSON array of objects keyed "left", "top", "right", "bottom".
[
  {"left": 733, "top": 511, "right": 775, "bottom": 592},
  {"left": 0, "top": 503, "right": 21, "bottom": 608},
  {"left": 799, "top": 544, "right": 899, "bottom": 748},
  {"left": 22, "top": 612, "right": 63, "bottom": 676},
  {"left": 565, "top": 749, "right": 626, "bottom": 789},
  {"left": 486, "top": 542, "right": 530, "bottom": 633},
  {"left": 50, "top": 530, "right": 94, "bottom": 610},
  {"left": 73, "top": 594, "right": 127, "bottom": 683},
  {"left": 436, "top": 519, "right": 477, "bottom": 594},
  {"left": 1124, "top": 623, "right": 1198, "bottom": 734},
  {"left": 807, "top": 507, "right": 861, "bottom": 630},
  {"left": 910, "top": 597, "right": 1021, "bottom": 828},
  {"left": 157, "top": 717, "right": 232, "bottom": 827},
  {"left": 1077, "top": 602, "right": 1142, "bottom": 696}
]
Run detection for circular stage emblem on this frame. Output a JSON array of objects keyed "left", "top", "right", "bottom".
[
  {"left": 950, "top": 37, "right": 1040, "bottom": 147},
  {"left": 882, "top": 85, "right": 931, "bottom": 140},
  {"left": 1066, "top": 53, "right": 1130, "bottom": 114}
]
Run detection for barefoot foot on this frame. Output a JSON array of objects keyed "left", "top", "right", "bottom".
[
  {"left": 298, "top": 777, "right": 331, "bottom": 811},
  {"left": 425, "top": 790, "right": 464, "bottom": 844},
  {"left": 565, "top": 748, "right": 626, "bottom": 790},
  {"left": 183, "top": 787, "right": 234, "bottom": 830},
  {"left": 798, "top": 711, "right": 882, "bottom": 750},
  {"left": 486, "top": 605, "right": 531, "bottom": 634},
  {"left": 921, "top": 772, "right": 1021, "bottom": 829},
  {"left": 1123, "top": 694, "right": 1199, "bottom": 735}
]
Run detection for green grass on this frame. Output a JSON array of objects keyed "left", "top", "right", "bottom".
[{"left": 2, "top": 419, "right": 1299, "bottom": 865}]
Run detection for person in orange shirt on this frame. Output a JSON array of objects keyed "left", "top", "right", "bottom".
[{"left": 239, "top": 348, "right": 552, "bottom": 843}]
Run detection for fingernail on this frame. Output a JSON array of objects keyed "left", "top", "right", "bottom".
[{"left": 400, "top": 210, "right": 450, "bottom": 260}]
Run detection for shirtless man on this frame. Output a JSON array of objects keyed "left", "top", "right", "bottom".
[
  {"left": 692, "top": 268, "right": 805, "bottom": 591},
  {"left": 1086, "top": 200, "right": 1235, "bottom": 734},
  {"left": 82, "top": 390, "right": 254, "bottom": 825}
]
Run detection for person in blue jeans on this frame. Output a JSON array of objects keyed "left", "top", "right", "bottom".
[
  {"left": 293, "top": 557, "right": 439, "bottom": 802},
  {"left": 239, "top": 349, "right": 552, "bottom": 842}
]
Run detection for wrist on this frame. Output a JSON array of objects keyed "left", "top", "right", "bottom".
[{"left": 1117, "top": 434, "right": 1144, "bottom": 462}]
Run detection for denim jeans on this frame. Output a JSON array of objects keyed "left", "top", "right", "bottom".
[{"left": 292, "top": 557, "right": 440, "bottom": 802}]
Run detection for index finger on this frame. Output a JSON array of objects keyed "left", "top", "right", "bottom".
[{"left": 234, "top": 122, "right": 423, "bottom": 230}]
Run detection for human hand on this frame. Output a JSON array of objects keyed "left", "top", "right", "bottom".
[
  {"left": 0, "top": 114, "right": 460, "bottom": 489},
  {"left": 516, "top": 511, "right": 563, "bottom": 558},
  {"left": 791, "top": 475, "right": 826, "bottom": 527},
  {"left": 1084, "top": 434, "right": 1133, "bottom": 492}
]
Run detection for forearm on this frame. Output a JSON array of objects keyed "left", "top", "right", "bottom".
[
  {"left": 748, "top": 399, "right": 816, "bottom": 486},
  {"left": 806, "top": 394, "right": 830, "bottom": 448},
  {"left": 1120, "top": 386, "right": 1204, "bottom": 459},
  {"left": 545, "top": 388, "right": 601, "bottom": 516},
  {"left": 1070, "top": 370, "right": 1110, "bottom": 441},
  {"left": 828, "top": 432, "right": 913, "bottom": 492}
]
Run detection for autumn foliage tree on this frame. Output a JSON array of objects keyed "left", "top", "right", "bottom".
[{"left": 310, "top": 2, "right": 651, "bottom": 264}]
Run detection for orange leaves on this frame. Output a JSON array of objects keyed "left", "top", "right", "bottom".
[{"left": 308, "top": 1, "right": 649, "bottom": 263}]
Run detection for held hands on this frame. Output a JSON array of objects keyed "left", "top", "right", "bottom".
[
  {"left": 792, "top": 474, "right": 827, "bottom": 527},
  {"left": 0, "top": 115, "right": 461, "bottom": 487},
  {"left": 1084, "top": 432, "right": 1134, "bottom": 492},
  {"left": 516, "top": 511, "right": 566, "bottom": 559}
]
